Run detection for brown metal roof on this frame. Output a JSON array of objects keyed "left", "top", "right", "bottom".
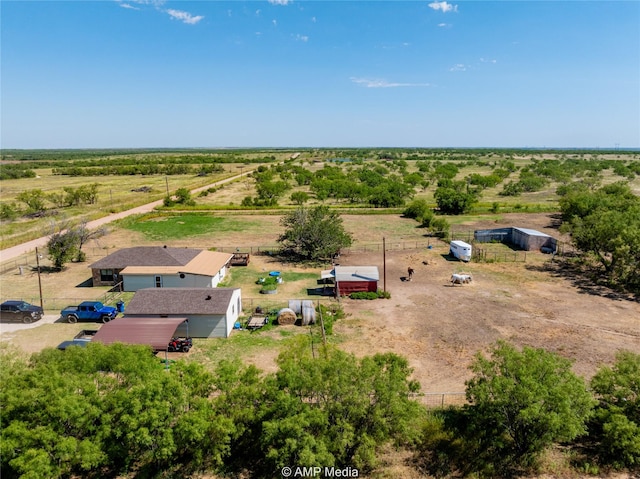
[
  {"left": 124, "top": 288, "right": 238, "bottom": 315},
  {"left": 92, "top": 317, "right": 187, "bottom": 351},
  {"left": 119, "top": 251, "right": 233, "bottom": 277},
  {"left": 89, "top": 246, "right": 201, "bottom": 269}
]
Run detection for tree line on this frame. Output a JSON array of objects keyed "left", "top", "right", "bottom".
[
  {"left": 559, "top": 181, "right": 640, "bottom": 294},
  {"left": 1, "top": 340, "right": 637, "bottom": 478}
]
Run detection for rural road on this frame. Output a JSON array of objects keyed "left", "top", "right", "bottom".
[{"left": 0, "top": 171, "right": 249, "bottom": 263}]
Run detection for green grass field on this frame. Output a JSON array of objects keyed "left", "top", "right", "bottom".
[{"left": 119, "top": 214, "right": 259, "bottom": 241}]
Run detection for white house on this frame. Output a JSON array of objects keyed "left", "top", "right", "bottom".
[
  {"left": 89, "top": 246, "right": 233, "bottom": 292},
  {"left": 123, "top": 287, "right": 242, "bottom": 338}
]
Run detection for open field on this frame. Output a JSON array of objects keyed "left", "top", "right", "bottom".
[
  {"left": 2, "top": 212, "right": 638, "bottom": 397},
  {"left": 3, "top": 149, "right": 639, "bottom": 250}
]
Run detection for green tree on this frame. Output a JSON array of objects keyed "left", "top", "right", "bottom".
[
  {"left": 256, "top": 180, "right": 289, "bottom": 206},
  {"left": 590, "top": 351, "right": 640, "bottom": 468},
  {"left": 434, "top": 182, "right": 477, "bottom": 214},
  {"left": 0, "top": 343, "right": 233, "bottom": 478},
  {"left": 47, "top": 229, "right": 79, "bottom": 270},
  {"left": 16, "top": 189, "right": 47, "bottom": 214},
  {"left": 174, "top": 187, "right": 196, "bottom": 206},
  {"left": 254, "top": 338, "right": 424, "bottom": 470},
  {"left": 464, "top": 341, "right": 594, "bottom": 470},
  {"left": 559, "top": 182, "right": 640, "bottom": 292},
  {"left": 290, "top": 191, "right": 310, "bottom": 205},
  {"left": 403, "top": 199, "right": 431, "bottom": 221},
  {"left": 0, "top": 202, "right": 19, "bottom": 221},
  {"left": 278, "top": 205, "right": 353, "bottom": 261}
]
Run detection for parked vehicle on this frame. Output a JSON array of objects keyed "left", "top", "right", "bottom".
[
  {"left": 449, "top": 240, "right": 472, "bottom": 262},
  {"left": 60, "top": 301, "right": 117, "bottom": 323},
  {"left": 57, "top": 339, "right": 92, "bottom": 350},
  {"left": 74, "top": 329, "right": 98, "bottom": 339},
  {"left": 0, "top": 300, "right": 43, "bottom": 323},
  {"left": 167, "top": 337, "right": 193, "bottom": 353},
  {"left": 57, "top": 330, "right": 98, "bottom": 350}
]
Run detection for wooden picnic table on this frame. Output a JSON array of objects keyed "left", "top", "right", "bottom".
[{"left": 246, "top": 314, "right": 268, "bottom": 330}]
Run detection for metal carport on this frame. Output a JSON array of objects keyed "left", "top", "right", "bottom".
[{"left": 92, "top": 316, "right": 187, "bottom": 352}]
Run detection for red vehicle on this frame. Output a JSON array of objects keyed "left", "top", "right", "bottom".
[{"left": 167, "top": 337, "right": 192, "bottom": 353}]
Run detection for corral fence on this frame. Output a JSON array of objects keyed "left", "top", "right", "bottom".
[
  {"left": 449, "top": 229, "right": 574, "bottom": 263},
  {"left": 472, "top": 248, "right": 528, "bottom": 263},
  {"left": 1, "top": 234, "right": 575, "bottom": 277},
  {"left": 413, "top": 392, "right": 467, "bottom": 408}
]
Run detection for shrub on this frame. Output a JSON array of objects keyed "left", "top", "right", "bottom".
[{"left": 349, "top": 290, "right": 391, "bottom": 300}]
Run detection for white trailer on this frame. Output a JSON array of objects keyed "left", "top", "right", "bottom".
[{"left": 450, "top": 240, "right": 472, "bottom": 262}]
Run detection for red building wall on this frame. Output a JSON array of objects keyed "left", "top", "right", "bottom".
[{"left": 336, "top": 281, "right": 378, "bottom": 296}]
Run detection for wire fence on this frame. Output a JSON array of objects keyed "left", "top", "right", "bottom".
[
  {"left": 414, "top": 392, "right": 467, "bottom": 408},
  {"left": 472, "top": 248, "right": 528, "bottom": 263}
]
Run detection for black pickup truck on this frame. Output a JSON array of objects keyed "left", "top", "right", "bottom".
[{"left": 0, "top": 300, "right": 43, "bottom": 323}]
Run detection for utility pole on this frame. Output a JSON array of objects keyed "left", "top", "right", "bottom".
[
  {"left": 383, "top": 237, "right": 387, "bottom": 293},
  {"left": 35, "top": 247, "right": 44, "bottom": 310}
]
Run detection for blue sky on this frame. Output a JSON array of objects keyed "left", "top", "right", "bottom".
[{"left": 1, "top": 0, "right": 638, "bottom": 149}]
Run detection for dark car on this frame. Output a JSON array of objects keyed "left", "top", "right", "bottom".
[
  {"left": 57, "top": 339, "right": 91, "bottom": 350},
  {"left": 0, "top": 300, "right": 44, "bottom": 323}
]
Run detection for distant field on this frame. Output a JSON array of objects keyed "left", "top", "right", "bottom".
[{"left": 1, "top": 148, "right": 639, "bottom": 249}]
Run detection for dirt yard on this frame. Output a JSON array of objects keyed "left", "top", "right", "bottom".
[
  {"left": 1, "top": 213, "right": 638, "bottom": 395},
  {"left": 334, "top": 245, "right": 640, "bottom": 393}
]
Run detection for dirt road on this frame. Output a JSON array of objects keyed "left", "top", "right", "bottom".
[{"left": 0, "top": 172, "right": 248, "bottom": 262}]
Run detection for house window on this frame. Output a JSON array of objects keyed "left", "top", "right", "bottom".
[
  {"left": 155, "top": 276, "right": 162, "bottom": 288},
  {"left": 100, "top": 269, "right": 114, "bottom": 282}
]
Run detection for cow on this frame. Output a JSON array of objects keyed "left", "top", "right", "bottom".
[{"left": 450, "top": 273, "right": 472, "bottom": 285}]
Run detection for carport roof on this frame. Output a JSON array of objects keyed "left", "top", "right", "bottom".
[{"left": 92, "top": 317, "right": 187, "bottom": 351}]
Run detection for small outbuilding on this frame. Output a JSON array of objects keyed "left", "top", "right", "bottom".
[
  {"left": 474, "top": 227, "right": 557, "bottom": 252},
  {"left": 511, "top": 227, "right": 556, "bottom": 252},
  {"left": 123, "top": 287, "right": 242, "bottom": 338},
  {"left": 322, "top": 266, "right": 379, "bottom": 296}
]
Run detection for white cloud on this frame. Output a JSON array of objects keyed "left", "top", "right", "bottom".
[
  {"left": 166, "top": 9, "right": 204, "bottom": 24},
  {"left": 350, "top": 77, "right": 431, "bottom": 88},
  {"left": 255, "top": 9, "right": 261, "bottom": 16},
  {"left": 295, "top": 34, "right": 309, "bottom": 42},
  {"left": 268, "top": 0, "right": 291, "bottom": 5},
  {"left": 428, "top": 1, "right": 458, "bottom": 13},
  {"left": 116, "top": 0, "right": 165, "bottom": 7},
  {"left": 438, "top": 22, "right": 452, "bottom": 28},
  {"left": 480, "top": 57, "right": 497, "bottom": 64},
  {"left": 449, "top": 64, "right": 467, "bottom": 71},
  {"left": 311, "top": 16, "right": 316, "bottom": 23},
  {"left": 119, "top": 3, "right": 139, "bottom": 10}
]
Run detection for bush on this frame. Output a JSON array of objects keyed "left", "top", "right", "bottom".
[
  {"left": 349, "top": 290, "right": 390, "bottom": 300},
  {"left": 0, "top": 202, "right": 19, "bottom": 221},
  {"left": 404, "top": 199, "right": 431, "bottom": 221},
  {"left": 430, "top": 217, "right": 450, "bottom": 240}
]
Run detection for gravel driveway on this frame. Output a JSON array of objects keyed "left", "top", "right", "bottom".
[{"left": 0, "top": 314, "right": 62, "bottom": 334}]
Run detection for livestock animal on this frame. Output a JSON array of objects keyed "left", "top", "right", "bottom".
[{"left": 450, "top": 273, "right": 472, "bottom": 285}]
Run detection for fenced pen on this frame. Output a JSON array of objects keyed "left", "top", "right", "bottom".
[{"left": 419, "top": 392, "right": 467, "bottom": 408}]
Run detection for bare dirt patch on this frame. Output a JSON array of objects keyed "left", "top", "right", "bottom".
[
  {"left": 2, "top": 212, "right": 638, "bottom": 397},
  {"left": 334, "top": 242, "right": 639, "bottom": 393}
]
